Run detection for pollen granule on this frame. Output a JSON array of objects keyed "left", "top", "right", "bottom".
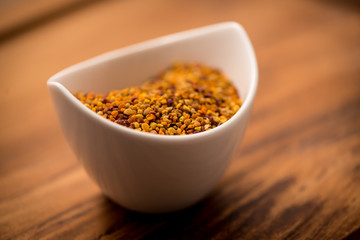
[{"left": 73, "top": 62, "right": 242, "bottom": 135}]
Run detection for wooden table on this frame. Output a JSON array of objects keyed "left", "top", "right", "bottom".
[{"left": 1, "top": 0, "right": 359, "bottom": 239}]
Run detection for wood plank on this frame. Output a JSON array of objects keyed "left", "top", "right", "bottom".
[
  {"left": 0, "top": 0, "right": 101, "bottom": 39},
  {"left": 0, "top": 0, "right": 359, "bottom": 239}
]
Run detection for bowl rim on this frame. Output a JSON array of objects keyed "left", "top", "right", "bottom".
[{"left": 48, "top": 21, "right": 258, "bottom": 142}]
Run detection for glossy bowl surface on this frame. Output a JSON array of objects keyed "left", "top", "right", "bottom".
[{"left": 47, "top": 22, "right": 258, "bottom": 213}]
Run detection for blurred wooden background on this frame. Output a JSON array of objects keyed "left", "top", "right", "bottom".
[{"left": 0, "top": 0, "right": 359, "bottom": 239}]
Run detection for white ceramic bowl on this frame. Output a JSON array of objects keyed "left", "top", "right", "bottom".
[{"left": 47, "top": 22, "right": 258, "bottom": 213}]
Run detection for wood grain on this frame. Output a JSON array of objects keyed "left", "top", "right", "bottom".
[
  {"left": 0, "top": 0, "right": 359, "bottom": 239},
  {"left": 0, "top": 0, "right": 101, "bottom": 40}
]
